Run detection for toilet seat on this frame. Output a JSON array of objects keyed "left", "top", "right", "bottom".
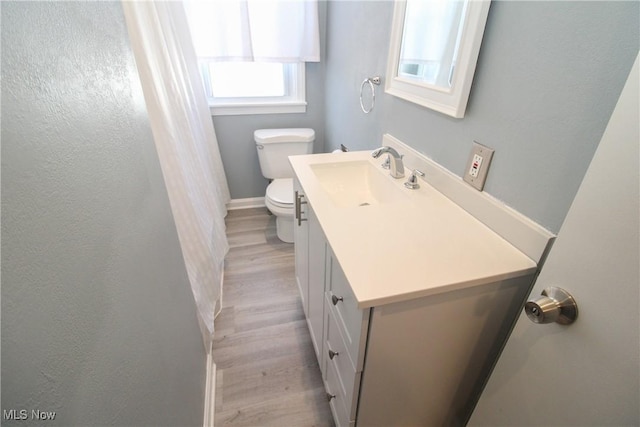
[{"left": 266, "top": 178, "right": 294, "bottom": 209}]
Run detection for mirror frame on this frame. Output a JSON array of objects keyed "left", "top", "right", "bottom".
[{"left": 385, "top": 0, "right": 491, "bottom": 118}]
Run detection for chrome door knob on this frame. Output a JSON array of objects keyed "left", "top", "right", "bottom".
[{"left": 525, "top": 287, "right": 578, "bottom": 325}]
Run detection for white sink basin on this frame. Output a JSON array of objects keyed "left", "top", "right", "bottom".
[{"left": 309, "top": 160, "right": 407, "bottom": 208}]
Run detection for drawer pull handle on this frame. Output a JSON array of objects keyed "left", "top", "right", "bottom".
[
  {"left": 326, "top": 392, "right": 336, "bottom": 402},
  {"left": 295, "top": 191, "right": 307, "bottom": 226},
  {"left": 328, "top": 349, "right": 339, "bottom": 360},
  {"left": 331, "top": 295, "right": 343, "bottom": 305}
]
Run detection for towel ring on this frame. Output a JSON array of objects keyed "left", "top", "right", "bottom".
[{"left": 360, "top": 76, "right": 381, "bottom": 114}]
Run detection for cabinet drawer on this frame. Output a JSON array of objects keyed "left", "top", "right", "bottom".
[
  {"left": 325, "top": 295, "right": 362, "bottom": 418},
  {"left": 326, "top": 252, "right": 370, "bottom": 371},
  {"left": 325, "top": 348, "right": 355, "bottom": 427}
]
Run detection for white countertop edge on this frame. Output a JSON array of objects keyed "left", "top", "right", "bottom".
[{"left": 353, "top": 266, "right": 539, "bottom": 309}]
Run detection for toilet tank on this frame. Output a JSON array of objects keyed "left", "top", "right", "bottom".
[{"left": 255, "top": 128, "right": 315, "bottom": 179}]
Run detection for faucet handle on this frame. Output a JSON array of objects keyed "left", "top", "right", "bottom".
[
  {"left": 404, "top": 169, "right": 425, "bottom": 189},
  {"left": 381, "top": 155, "right": 390, "bottom": 169}
]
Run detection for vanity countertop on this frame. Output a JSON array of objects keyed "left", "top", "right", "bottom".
[{"left": 290, "top": 150, "right": 538, "bottom": 309}]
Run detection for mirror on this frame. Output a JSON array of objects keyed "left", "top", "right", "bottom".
[{"left": 385, "top": 0, "right": 491, "bottom": 118}]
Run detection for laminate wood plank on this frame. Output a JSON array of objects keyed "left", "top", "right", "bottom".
[
  {"left": 225, "top": 242, "right": 293, "bottom": 266},
  {"left": 225, "top": 238, "right": 292, "bottom": 258},
  {"left": 213, "top": 306, "right": 236, "bottom": 337},
  {"left": 216, "top": 387, "right": 333, "bottom": 427},
  {"left": 220, "top": 350, "right": 323, "bottom": 410},
  {"left": 226, "top": 207, "right": 272, "bottom": 221},
  {"left": 215, "top": 208, "right": 333, "bottom": 426},
  {"left": 223, "top": 275, "right": 297, "bottom": 308},
  {"left": 214, "top": 319, "right": 311, "bottom": 369},
  {"left": 231, "top": 295, "right": 304, "bottom": 333},
  {"left": 225, "top": 208, "right": 279, "bottom": 248},
  {"left": 224, "top": 254, "right": 295, "bottom": 283},
  {"left": 215, "top": 348, "right": 322, "bottom": 413},
  {"left": 226, "top": 227, "right": 279, "bottom": 249}
]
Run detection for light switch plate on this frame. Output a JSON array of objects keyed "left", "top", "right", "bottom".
[{"left": 463, "top": 141, "right": 494, "bottom": 191}]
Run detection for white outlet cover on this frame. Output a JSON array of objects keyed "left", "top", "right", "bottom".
[{"left": 464, "top": 141, "right": 494, "bottom": 191}]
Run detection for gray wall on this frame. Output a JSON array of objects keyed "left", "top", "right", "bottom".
[
  {"left": 324, "top": 0, "right": 392, "bottom": 152},
  {"left": 213, "top": 3, "right": 328, "bottom": 200},
  {"left": 324, "top": 0, "right": 639, "bottom": 233},
  {"left": 1, "top": 2, "right": 206, "bottom": 425}
]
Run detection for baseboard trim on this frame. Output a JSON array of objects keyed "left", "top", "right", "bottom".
[
  {"left": 227, "top": 197, "right": 265, "bottom": 210},
  {"left": 203, "top": 349, "right": 216, "bottom": 427}
]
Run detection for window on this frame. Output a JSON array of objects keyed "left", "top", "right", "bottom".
[
  {"left": 197, "top": 60, "right": 306, "bottom": 116},
  {"left": 184, "top": 0, "right": 319, "bottom": 116}
]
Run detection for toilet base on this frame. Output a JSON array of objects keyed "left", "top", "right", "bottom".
[
  {"left": 265, "top": 197, "right": 295, "bottom": 243},
  {"left": 275, "top": 215, "right": 294, "bottom": 243}
]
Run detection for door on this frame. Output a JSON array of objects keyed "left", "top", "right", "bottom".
[{"left": 469, "top": 54, "right": 639, "bottom": 426}]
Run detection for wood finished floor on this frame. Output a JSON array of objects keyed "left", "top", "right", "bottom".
[{"left": 215, "top": 207, "right": 334, "bottom": 426}]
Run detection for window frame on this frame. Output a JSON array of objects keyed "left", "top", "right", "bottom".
[{"left": 198, "top": 60, "right": 307, "bottom": 116}]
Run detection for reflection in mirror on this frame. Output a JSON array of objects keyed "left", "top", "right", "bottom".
[
  {"left": 386, "top": 0, "right": 491, "bottom": 118},
  {"left": 398, "top": 0, "right": 467, "bottom": 88}
]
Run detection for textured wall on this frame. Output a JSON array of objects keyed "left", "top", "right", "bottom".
[
  {"left": 1, "top": 2, "right": 206, "bottom": 425},
  {"left": 324, "top": 0, "right": 392, "bottom": 152},
  {"left": 324, "top": 0, "right": 639, "bottom": 233}
]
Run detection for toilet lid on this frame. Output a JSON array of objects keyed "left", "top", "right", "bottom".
[{"left": 266, "top": 178, "right": 294, "bottom": 206}]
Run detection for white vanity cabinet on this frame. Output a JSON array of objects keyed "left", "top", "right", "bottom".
[
  {"left": 317, "top": 246, "right": 534, "bottom": 427},
  {"left": 293, "top": 178, "right": 309, "bottom": 316},
  {"left": 359, "top": 277, "right": 534, "bottom": 426},
  {"left": 318, "top": 245, "right": 533, "bottom": 426},
  {"left": 294, "top": 177, "right": 326, "bottom": 365},
  {"left": 322, "top": 248, "right": 370, "bottom": 427},
  {"left": 290, "top": 148, "right": 550, "bottom": 426},
  {"left": 293, "top": 173, "right": 536, "bottom": 425}
]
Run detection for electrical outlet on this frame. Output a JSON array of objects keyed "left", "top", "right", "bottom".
[
  {"left": 463, "top": 141, "right": 494, "bottom": 191},
  {"left": 469, "top": 154, "right": 483, "bottom": 177}
]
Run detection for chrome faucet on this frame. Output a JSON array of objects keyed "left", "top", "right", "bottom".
[{"left": 371, "top": 146, "right": 405, "bottom": 178}]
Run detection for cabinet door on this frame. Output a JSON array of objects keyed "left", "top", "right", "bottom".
[
  {"left": 293, "top": 178, "right": 308, "bottom": 316},
  {"left": 307, "top": 207, "right": 326, "bottom": 365},
  {"left": 326, "top": 249, "right": 370, "bottom": 372}
]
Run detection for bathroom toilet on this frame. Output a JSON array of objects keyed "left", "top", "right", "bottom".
[{"left": 255, "top": 128, "right": 315, "bottom": 243}]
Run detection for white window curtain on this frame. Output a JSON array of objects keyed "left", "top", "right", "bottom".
[
  {"left": 185, "top": 0, "right": 320, "bottom": 62},
  {"left": 122, "top": 0, "right": 230, "bottom": 350}
]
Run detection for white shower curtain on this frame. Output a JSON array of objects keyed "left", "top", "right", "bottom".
[{"left": 122, "top": 1, "right": 230, "bottom": 350}]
